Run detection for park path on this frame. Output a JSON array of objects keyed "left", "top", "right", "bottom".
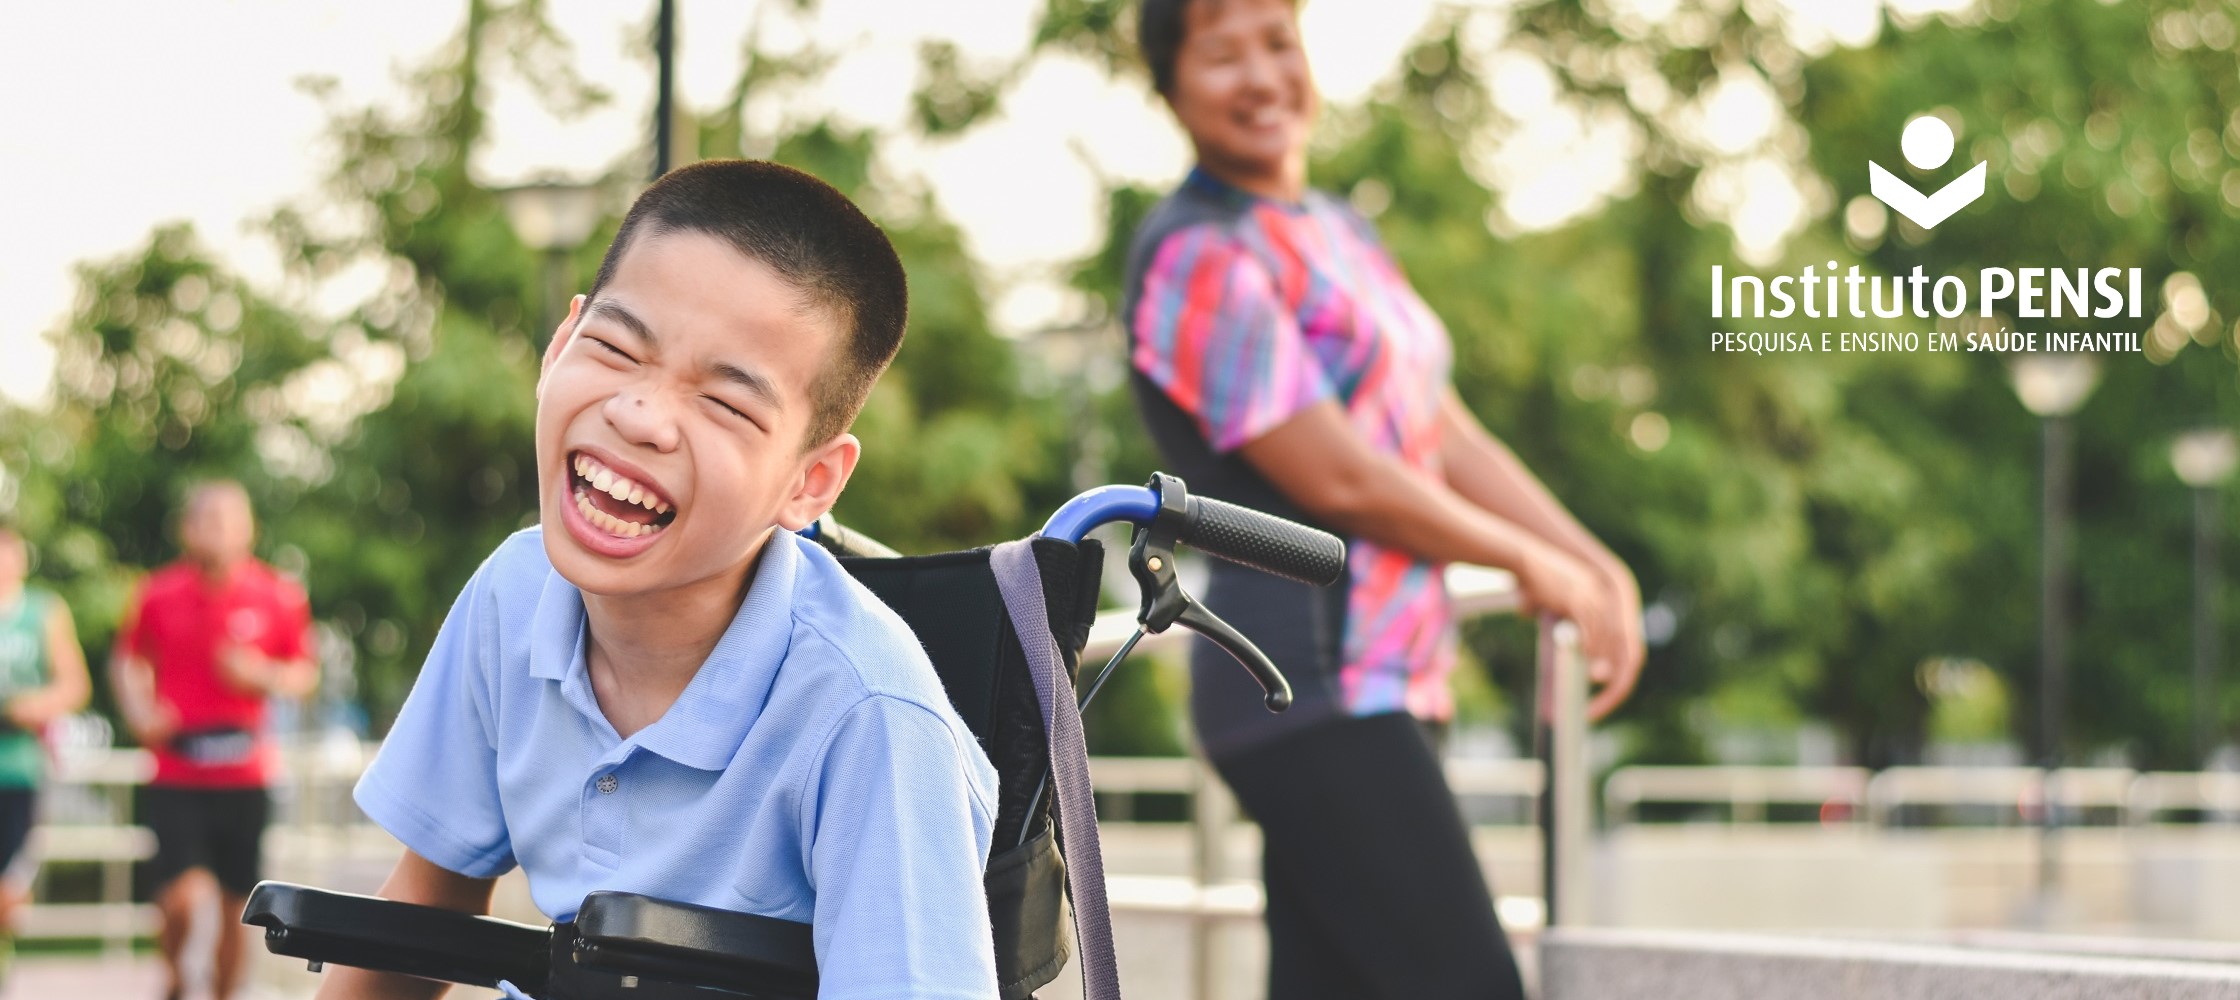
[{"left": 8, "top": 954, "right": 320, "bottom": 1000}]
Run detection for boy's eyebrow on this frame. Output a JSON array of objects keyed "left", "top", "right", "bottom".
[
  {"left": 585, "top": 297, "right": 783, "bottom": 412},
  {"left": 709, "top": 360, "right": 784, "bottom": 413},
  {"left": 584, "top": 299, "right": 657, "bottom": 345}
]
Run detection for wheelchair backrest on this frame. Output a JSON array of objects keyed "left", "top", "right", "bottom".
[{"left": 835, "top": 538, "right": 1103, "bottom": 856}]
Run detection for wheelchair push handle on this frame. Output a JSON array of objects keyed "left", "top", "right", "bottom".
[{"left": 1178, "top": 494, "right": 1346, "bottom": 586}]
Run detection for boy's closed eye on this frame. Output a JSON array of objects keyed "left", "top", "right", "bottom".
[
  {"left": 588, "top": 337, "right": 639, "bottom": 364},
  {"left": 705, "top": 394, "right": 763, "bottom": 430}
]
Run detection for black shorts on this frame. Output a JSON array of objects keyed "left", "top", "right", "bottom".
[
  {"left": 0, "top": 788, "right": 35, "bottom": 873},
  {"left": 1212, "top": 711, "right": 1525, "bottom": 1000},
  {"left": 140, "top": 786, "right": 270, "bottom": 896}
]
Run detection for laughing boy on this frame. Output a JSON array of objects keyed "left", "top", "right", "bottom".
[{"left": 322, "top": 161, "right": 999, "bottom": 999}]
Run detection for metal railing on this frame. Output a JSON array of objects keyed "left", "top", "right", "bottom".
[
  {"left": 17, "top": 564, "right": 1570, "bottom": 965},
  {"left": 32, "top": 747, "right": 157, "bottom": 955},
  {"left": 1605, "top": 765, "right": 1871, "bottom": 825},
  {"left": 1077, "top": 560, "right": 1579, "bottom": 998},
  {"left": 26, "top": 735, "right": 379, "bottom": 955},
  {"left": 1604, "top": 764, "right": 2240, "bottom": 828}
]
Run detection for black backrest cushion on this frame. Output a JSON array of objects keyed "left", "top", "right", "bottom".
[{"left": 839, "top": 538, "right": 1103, "bottom": 848}]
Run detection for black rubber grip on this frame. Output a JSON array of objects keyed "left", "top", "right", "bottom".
[{"left": 1179, "top": 496, "right": 1346, "bottom": 586}]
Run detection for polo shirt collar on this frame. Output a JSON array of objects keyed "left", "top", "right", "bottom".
[{"left": 526, "top": 530, "right": 801, "bottom": 772}]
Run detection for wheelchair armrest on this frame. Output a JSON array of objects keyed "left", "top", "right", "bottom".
[
  {"left": 241, "top": 880, "right": 550, "bottom": 993},
  {"left": 570, "top": 891, "right": 818, "bottom": 999}
]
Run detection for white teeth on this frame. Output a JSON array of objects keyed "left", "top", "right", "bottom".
[
  {"left": 572, "top": 453, "right": 670, "bottom": 513},
  {"left": 574, "top": 485, "right": 665, "bottom": 541}
]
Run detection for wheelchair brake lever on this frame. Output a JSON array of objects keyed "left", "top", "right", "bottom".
[
  {"left": 1174, "top": 596, "right": 1293, "bottom": 712},
  {"left": 1128, "top": 475, "right": 1292, "bottom": 713}
]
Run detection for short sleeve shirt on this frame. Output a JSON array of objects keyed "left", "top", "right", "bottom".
[
  {"left": 0, "top": 588, "right": 58, "bottom": 788},
  {"left": 1124, "top": 168, "right": 1460, "bottom": 748},
  {"left": 118, "top": 561, "right": 311, "bottom": 788},
  {"left": 355, "top": 528, "right": 1001, "bottom": 999}
]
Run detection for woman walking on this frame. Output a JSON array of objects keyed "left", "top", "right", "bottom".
[
  {"left": 1122, "top": 1, "right": 1647, "bottom": 995},
  {"left": 0, "top": 524, "right": 92, "bottom": 981}
]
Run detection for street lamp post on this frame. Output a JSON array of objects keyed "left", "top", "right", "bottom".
[
  {"left": 2009, "top": 352, "right": 2098, "bottom": 919},
  {"left": 497, "top": 180, "right": 603, "bottom": 345},
  {"left": 2172, "top": 428, "right": 2237, "bottom": 765},
  {"left": 654, "top": 0, "right": 676, "bottom": 179}
]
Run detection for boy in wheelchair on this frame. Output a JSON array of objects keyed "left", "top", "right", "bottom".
[{"left": 321, "top": 159, "right": 1000, "bottom": 999}]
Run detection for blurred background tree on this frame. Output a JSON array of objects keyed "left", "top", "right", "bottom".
[
  {"left": 1033, "top": 0, "right": 2240, "bottom": 769},
  {"left": 7, "top": 0, "right": 2237, "bottom": 770}
]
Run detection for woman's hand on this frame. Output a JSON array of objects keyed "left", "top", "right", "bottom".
[
  {"left": 4, "top": 692, "right": 58, "bottom": 731},
  {"left": 1584, "top": 560, "right": 1647, "bottom": 721},
  {"left": 1514, "top": 541, "right": 1626, "bottom": 680}
]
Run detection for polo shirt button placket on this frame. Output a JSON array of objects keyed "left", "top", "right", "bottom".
[{"left": 584, "top": 765, "right": 626, "bottom": 869}]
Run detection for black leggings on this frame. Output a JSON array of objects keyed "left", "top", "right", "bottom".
[{"left": 1212, "top": 711, "right": 1525, "bottom": 1000}]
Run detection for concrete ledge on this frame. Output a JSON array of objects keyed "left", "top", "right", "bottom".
[{"left": 1541, "top": 927, "right": 2240, "bottom": 1000}]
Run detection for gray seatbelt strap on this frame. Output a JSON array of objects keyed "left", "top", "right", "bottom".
[{"left": 989, "top": 540, "right": 1121, "bottom": 1000}]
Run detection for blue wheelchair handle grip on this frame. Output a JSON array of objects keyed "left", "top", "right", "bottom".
[
  {"left": 812, "top": 481, "right": 1344, "bottom": 588},
  {"left": 1038, "top": 485, "right": 1161, "bottom": 543},
  {"left": 798, "top": 487, "right": 1155, "bottom": 553}
]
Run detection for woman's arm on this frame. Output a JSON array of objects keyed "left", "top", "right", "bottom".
[
  {"left": 313, "top": 850, "right": 501, "bottom": 1000},
  {"left": 1436, "top": 390, "right": 1646, "bottom": 717},
  {"left": 1437, "top": 390, "right": 1617, "bottom": 574},
  {"left": 1235, "top": 400, "right": 1622, "bottom": 674},
  {"left": 7, "top": 600, "right": 92, "bottom": 729}
]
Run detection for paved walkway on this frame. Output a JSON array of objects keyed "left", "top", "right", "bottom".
[{"left": 7, "top": 955, "right": 318, "bottom": 1000}]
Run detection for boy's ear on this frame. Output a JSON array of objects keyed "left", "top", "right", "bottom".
[
  {"left": 774, "top": 432, "right": 861, "bottom": 533},
  {"left": 537, "top": 295, "right": 586, "bottom": 396}
]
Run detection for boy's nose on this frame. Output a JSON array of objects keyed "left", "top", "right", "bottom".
[{"left": 605, "top": 389, "right": 681, "bottom": 452}]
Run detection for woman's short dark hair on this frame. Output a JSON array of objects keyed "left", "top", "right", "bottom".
[
  {"left": 1138, "top": 0, "right": 1299, "bottom": 95},
  {"left": 1138, "top": 0, "right": 1193, "bottom": 94}
]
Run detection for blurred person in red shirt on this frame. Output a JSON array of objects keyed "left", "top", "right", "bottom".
[{"left": 113, "top": 481, "right": 316, "bottom": 1000}]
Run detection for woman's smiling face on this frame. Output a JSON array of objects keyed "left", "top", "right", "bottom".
[
  {"left": 1165, "top": 0, "right": 1316, "bottom": 192},
  {"left": 533, "top": 229, "right": 857, "bottom": 599}
]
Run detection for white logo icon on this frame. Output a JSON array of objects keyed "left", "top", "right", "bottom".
[{"left": 1868, "top": 116, "right": 1986, "bottom": 229}]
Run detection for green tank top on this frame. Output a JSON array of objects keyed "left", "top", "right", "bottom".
[{"left": 0, "top": 590, "right": 55, "bottom": 788}]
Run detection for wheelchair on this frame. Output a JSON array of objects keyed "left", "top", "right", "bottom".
[{"left": 242, "top": 472, "right": 1344, "bottom": 999}]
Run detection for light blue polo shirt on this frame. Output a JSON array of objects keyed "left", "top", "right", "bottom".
[{"left": 355, "top": 527, "right": 1001, "bottom": 999}]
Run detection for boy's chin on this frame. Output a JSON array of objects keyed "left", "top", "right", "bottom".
[{"left": 541, "top": 497, "right": 668, "bottom": 587}]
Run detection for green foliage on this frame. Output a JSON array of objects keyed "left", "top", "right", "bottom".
[
  {"left": 2, "top": 226, "right": 344, "bottom": 713},
  {"left": 1052, "top": 0, "right": 2240, "bottom": 769},
  {"left": 12, "top": 0, "right": 2238, "bottom": 770}
]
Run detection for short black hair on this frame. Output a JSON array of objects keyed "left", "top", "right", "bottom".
[
  {"left": 587, "top": 160, "right": 908, "bottom": 449},
  {"left": 1139, "top": 0, "right": 1192, "bottom": 95},
  {"left": 1139, "top": 0, "right": 1299, "bottom": 95}
]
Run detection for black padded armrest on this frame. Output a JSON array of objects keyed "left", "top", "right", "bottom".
[
  {"left": 570, "top": 891, "right": 818, "bottom": 999},
  {"left": 241, "top": 880, "right": 550, "bottom": 993}
]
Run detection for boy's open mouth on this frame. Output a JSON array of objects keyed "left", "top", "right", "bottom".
[{"left": 569, "top": 452, "right": 678, "bottom": 539}]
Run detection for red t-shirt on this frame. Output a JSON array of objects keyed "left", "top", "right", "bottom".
[{"left": 117, "top": 560, "right": 310, "bottom": 788}]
